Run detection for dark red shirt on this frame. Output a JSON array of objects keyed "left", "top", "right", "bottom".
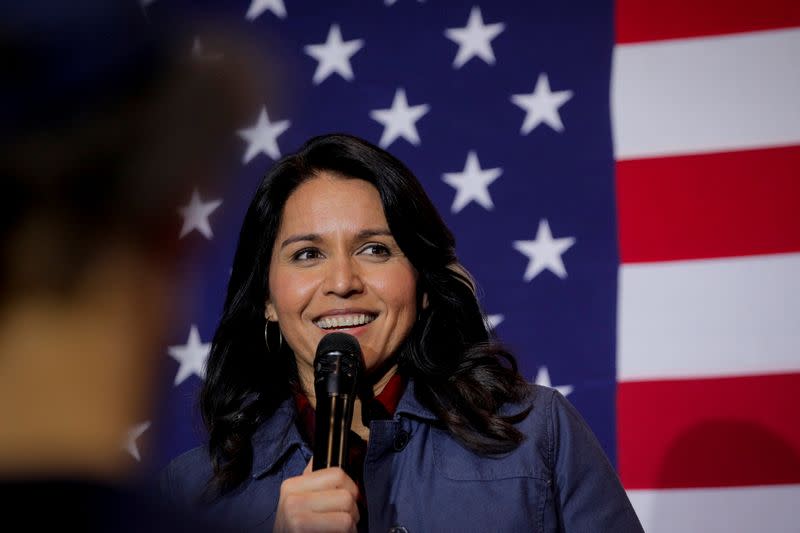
[{"left": 293, "top": 373, "right": 406, "bottom": 530}]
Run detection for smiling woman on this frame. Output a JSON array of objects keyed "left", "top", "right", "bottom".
[{"left": 159, "top": 133, "right": 644, "bottom": 532}]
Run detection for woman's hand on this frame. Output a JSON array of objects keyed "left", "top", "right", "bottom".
[{"left": 273, "top": 460, "right": 360, "bottom": 532}]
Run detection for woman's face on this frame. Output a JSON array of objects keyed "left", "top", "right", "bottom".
[{"left": 266, "top": 173, "right": 420, "bottom": 386}]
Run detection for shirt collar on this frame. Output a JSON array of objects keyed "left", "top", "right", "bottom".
[{"left": 362, "top": 371, "right": 406, "bottom": 421}]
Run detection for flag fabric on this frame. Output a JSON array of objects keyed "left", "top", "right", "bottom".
[
  {"left": 137, "top": 1, "right": 800, "bottom": 531},
  {"left": 613, "top": 2, "right": 800, "bottom": 531}
]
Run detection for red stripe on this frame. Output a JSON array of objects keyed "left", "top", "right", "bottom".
[
  {"left": 617, "top": 373, "right": 800, "bottom": 489},
  {"left": 616, "top": 145, "right": 800, "bottom": 264},
  {"left": 616, "top": 0, "right": 800, "bottom": 44}
]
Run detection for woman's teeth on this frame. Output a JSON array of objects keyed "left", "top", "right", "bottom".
[{"left": 314, "top": 314, "right": 376, "bottom": 330}]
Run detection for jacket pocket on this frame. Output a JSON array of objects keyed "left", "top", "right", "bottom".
[
  {"left": 427, "top": 428, "right": 552, "bottom": 532},
  {"left": 431, "top": 426, "right": 550, "bottom": 481}
]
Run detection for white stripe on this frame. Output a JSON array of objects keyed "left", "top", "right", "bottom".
[
  {"left": 618, "top": 253, "right": 800, "bottom": 381},
  {"left": 627, "top": 485, "right": 800, "bottom": 533},
  {"left": 612, "top": 28, "right": 800, "bottom": 160}
]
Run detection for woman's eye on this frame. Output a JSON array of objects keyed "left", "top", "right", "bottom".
[
  {"left": 361, "top": 243, "right": 391, "bottom": 256},
  {"left": 292, "top": 248, "right": 321, "bottom": 261}
]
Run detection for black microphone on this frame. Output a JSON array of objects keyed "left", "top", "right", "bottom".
[{"left": 312, "top": 332, "right": 363, "bottom": 472}]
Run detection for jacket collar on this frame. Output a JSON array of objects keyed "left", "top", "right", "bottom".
[
  {"left": 394, "top": 378, "right": 439, "bottom": 421},
  {"left": 249, "top": 378, "right": 438, "bottom": 478},
  {"left": 250, "top": 399, "right": 307, "bottom": 479}
]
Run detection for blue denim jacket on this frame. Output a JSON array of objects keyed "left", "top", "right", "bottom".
[{"left": 160, "top": 381, "right": 643, "bottom": 532}]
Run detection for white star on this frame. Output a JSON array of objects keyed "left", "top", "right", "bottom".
[
  {"left": 513, "top": 219, "right": 575, "bottom": 281},
  {"left": 385, "top": 0, "right": 425, "bottom": 5},
  {"left": 178, "top": 189, "right": 222, "bottom": 240},
  {"left": 511, "top": 73, "right": 574, "bottom": 134},
  {"left": 445, "top": 6, "right": 505, "bottom": 69},
  {"left": 124, "top": 421, "right": 151, "bottom": 462},
  {"left": 486, "top": 314, "right": 504, "bottom": 330},
  {"left": 369, "top": 89, "right": 430, "bottom": 148},
  {"left": 168, "top": 325, "right": 210, "bottom": 386},
  {"left": 237, "top": 107, "right": 291, "bottom": 163},
  {"left": 245, "top": 0, "right": 286, "bottom": 20},
  {"left": 442, "top": 151, "right": 502, "bottom": 213},
  {"left": 534, "top": 366, "right": 574, "bottom": 397},
  {"left": 304, "top": 24, "right": 364, "bottom": 85}
]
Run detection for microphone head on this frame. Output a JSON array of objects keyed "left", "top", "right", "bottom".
[{"left": 313, "top": 332, "right": 363, "bottom": 396}]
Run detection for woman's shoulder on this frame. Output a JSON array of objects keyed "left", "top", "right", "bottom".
[
  {"left": 158, "top": 445, "right": 213, "bottom": 507},
  {"left": 165, "top": 443, "right": 211, "bottom": 466},
  {"left": 498, "top": 383, "right": 587, "bottom": 459},
  {"left": 500, "top": 382, "right": 563, "bottom": 423}
]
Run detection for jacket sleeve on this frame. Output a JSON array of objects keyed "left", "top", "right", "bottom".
[{"left": 549, "top": 389, "right": 644, "bottom": 532}]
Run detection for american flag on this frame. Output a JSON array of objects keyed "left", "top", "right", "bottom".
[{"left": 132, "top": 1, "right": 800, "bottom": 531}]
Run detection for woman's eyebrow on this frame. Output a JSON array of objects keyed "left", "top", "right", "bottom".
[
  {"left": 357, "top": 228, "right": 392, "bottom": 239},
  {"left": 279, "top": 228, "right": 393, "bottom": 249},
  {"left": 279, "top": 233, "right": 320, "bottom": 249}
]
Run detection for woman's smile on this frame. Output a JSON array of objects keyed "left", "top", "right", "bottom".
[{"left": 312, "top": 309, "right": 378, "bottom": 331}]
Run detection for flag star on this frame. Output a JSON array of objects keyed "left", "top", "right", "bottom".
[
  {"left": 511, "top": 73, "right": 574, "bottom": 134},
  {"left": 385, "top": 0, "right": 425, "bottom": 5},
  {"left": 513, "top": 219, "right": 576, "bottom": 281},
  {"left": 124, "top": 421, "right": 151, "bottom": 462},
  {"left": 304, "top": 24, "right": 364, "bottom": 85},
  {"left": 442, "top": 151, "right": 502, "bottom": 213},
  {"left": 445, "top": 6, "right": 505, "bottom": 69},
  {"left": 369, "top": 89, "right": 430, "bottom": 148},
  {"left": 237, "top": 107, "right": 291, "bottom": 163},
  {"left": 534, "top": 366, "right": 574, "bottom": 397},
  {"left": 168, "top": 325, "right": 210, "bottom": 386},
  {"left": 178, "top": 189, "right": 222, "bottom": 240},
  {"left": 486, "top": 314, "right": 504, "bottom": 330},
  {"left": 245, "top": 0, "right": 286, "bottom": 20}
]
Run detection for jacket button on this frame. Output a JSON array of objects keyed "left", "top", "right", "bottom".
[
  {"left": 393, "top": 430, "right": 410, "bottom": 451},
  {"left": 388, "top": 527, "right": 409, "bottom": 533}
]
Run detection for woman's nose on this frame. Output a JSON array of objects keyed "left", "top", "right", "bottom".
[{"left": 323, "top": 256, "right": 364, "bottom": 297}]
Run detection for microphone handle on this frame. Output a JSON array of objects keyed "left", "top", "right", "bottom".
[{"left": 312, "top": 392, "right": 355, "bottom": 472}]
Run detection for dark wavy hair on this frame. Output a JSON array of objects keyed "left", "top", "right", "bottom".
[{"left": 201, "top": 133, "right": 531, "bottom": 495}]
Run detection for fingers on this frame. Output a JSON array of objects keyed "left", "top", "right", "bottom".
[
  {"left": 282, "top": 511, "right": 358, "bottom": 533},
  {"left": 281, "top": 489, "right": 360, "bottom": 524},
  {"left": 305, "top": 489, "right": 360, "bottom": 517},
  {"left": 282, "top": 466, "right": 359, "bottom": 501},
  {"left": 274, "top": 464, "right": 360, "bottom": 533}
]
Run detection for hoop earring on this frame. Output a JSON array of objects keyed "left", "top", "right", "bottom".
[{"left": 264, "top": 323, "right": 283, "bottom": 352}]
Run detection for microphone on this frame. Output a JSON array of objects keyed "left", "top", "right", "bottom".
[{"left": 312, "top": 332, "right": 363, "bottom": 472}]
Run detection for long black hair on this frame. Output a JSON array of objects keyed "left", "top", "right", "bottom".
[{"left": 201, "top": 133, "right": 531, "bottom": 495}]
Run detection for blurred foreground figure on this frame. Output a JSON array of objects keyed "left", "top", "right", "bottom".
[{"left": 0, "top": 1, "right": 262, "bottom": 530}]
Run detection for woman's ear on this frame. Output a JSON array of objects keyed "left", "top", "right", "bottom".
[{"left": 265, "top": 300, "right": 277, "bottom": 322}]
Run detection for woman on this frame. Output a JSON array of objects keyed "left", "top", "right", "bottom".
[{"left": 160, "top": 133, "right": 644, "bottom": 532}]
